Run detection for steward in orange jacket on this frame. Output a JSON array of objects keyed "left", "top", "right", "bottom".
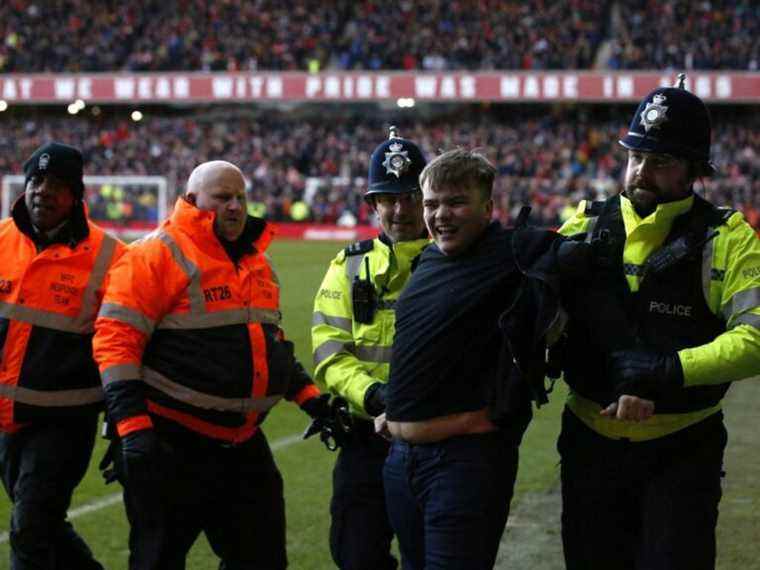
[
  {"left": 0, "top": 142, "right": 123, "bottom": 570},
  {"left": 93, "top": 160, "right": 328, "bottom": 570}
]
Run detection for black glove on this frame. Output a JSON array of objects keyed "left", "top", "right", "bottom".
[
  {"left": 363, "top": 382, "right": 387, "bottom": 417},
  {"left": 119, "top": 428, "right": 161, "bottom": 487},
  {"left": 607, "top": 348, "right": 684, "bottom": 400},
  {"left": 302, "top": 395, "right": 353, "bottom": 451},
  {"left": 300, "top": 393, "right": 332, "bottom": 420}
]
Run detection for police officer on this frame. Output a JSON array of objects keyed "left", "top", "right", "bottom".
[
  {"left": 557, "top": 75, "right": 760, "bottom": 570},
  {"left": 0, "top": 142, "right": 124, "bottom": 570},
  {"left": 311, "top": 127, "right": 429, "bottom": 570}
]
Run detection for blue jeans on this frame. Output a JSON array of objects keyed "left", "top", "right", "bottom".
[{"left": 383, "top": 432, "right": 519, "bottom": 570}]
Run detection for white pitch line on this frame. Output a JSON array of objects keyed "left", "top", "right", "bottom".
[{"left": 0, "top": 431, "right": 306, "bottom": 545}]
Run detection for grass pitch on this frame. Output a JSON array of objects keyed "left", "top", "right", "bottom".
[{"left": 0, "top": 239, "right": 758, "bottom": 569}]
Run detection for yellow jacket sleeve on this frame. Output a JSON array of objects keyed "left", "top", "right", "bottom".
[
  {"left": 312, "top": 251, "right": 379, "bottom": 415},
  {"left": 679, "top": 213, "right": 760, "bottom": 386}
]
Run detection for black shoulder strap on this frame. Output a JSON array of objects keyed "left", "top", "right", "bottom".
[
  {"left": 344, "top": 238, "right": 374, "bottom": 257},
  {"left": 584, "top": 200, "right": 606, "bottom": 218}
]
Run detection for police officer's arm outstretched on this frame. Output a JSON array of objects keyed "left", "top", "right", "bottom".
[
  {"left": 311, "top": 127, "right": 429, "bottom": 570},
  {"left": 93, "top": 160, "right": 327, "bottom": 570},
  {"left": 557, "top": 75, "right": 760, "bottom": 570}
]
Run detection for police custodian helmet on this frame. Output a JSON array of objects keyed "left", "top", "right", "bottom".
[
  {"left": 619, "top": 73, "right": 716, "bottom": 176},
  {"left": 365, "top": 126, "right": 427, "bottom": 201}
]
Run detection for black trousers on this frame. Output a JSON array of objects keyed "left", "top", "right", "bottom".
[
  {"left": 559, "top": 407, "right": 726, "bottom": 570},
  {"left": 330, "top": 419, "right": 397, "bottom": 570},
  {"left": 117, "top": 428, "right": 286, "bottom": 570},
  {"left": 0, "top": 416, "right": 104, "bottom": 570}
]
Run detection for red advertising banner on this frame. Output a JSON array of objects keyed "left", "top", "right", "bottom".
[{"left": 0, "top": 71, "right": 758, "bottom": 104}]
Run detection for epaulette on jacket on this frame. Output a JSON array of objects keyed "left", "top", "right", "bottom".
[
  {"left": 584, "top": 200, "right": 606, "bottom": 217},
  {"left": 344, "top": 239, "right": 374, "bottom": 257}
]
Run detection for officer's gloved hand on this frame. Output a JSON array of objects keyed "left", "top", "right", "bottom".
[
  {"left": 363, "top": 382, "right": 387, "bottom": 417},
  {"left": 607, "top": 348, "right": 684, "bottom": 400},
  {"left": 120, "top": 428, "right": 160, "bottom": 486},
  {"left": 300, "top": 393, "right": 332, "bottom": 420}
]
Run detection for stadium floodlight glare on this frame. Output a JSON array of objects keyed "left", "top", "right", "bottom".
[
  {"left": 67, "top": 103, "right": 79, "bottom": 115},
  {"left": 0, "top": 100, "right": 7, "bottom": 112},
  {"left": 74, "top": 99, "right": 86, "bottom": 111},
  {"left": 396, "top": 98, "right": 415, "bottom": 108},
  {"left": 131, "top": 110, "right": 143, "bottom": 122}
]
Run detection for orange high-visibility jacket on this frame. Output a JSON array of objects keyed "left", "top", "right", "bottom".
[
  {"left": 0, "top": 204, "right": 124, "bottom": 432},
  {"left": 93, "top": 198, "right": 319, "bottom": 443}
]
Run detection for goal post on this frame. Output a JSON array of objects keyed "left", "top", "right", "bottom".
[{"left": 2, "top": 175, "right": 171, "bottom": 240}]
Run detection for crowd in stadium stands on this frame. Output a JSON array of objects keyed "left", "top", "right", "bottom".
[
  {"left": 607, "top": 0, "right": 759, "bottom": 71},
  {"left": 1, "top": 108, "right": 758, "bottom": 230},
  {"left": 0, "top": 0, "right": 756, "bottom": 72}
]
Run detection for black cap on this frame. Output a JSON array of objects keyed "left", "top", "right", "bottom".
[
  {"left": 23, "top": 142, "right": 85, "bottom": 199},
  {"left": 365, "top": 126, "right": 427, "bottom": 201},
  {"left": 619, "top": 78, "right": 715, "bottom": 176}
]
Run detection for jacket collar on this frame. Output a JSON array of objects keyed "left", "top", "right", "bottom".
[{"left": 169, "top": 197, "right": 274, "bottom": 256}]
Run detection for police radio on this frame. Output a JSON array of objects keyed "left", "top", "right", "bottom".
[{"left": 352, "top": 257, "right": 377, "bottom": 324}]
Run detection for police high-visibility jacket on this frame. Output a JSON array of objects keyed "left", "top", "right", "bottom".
[
  {"left": 0, "top": 199, "right": 124, "bottom": 432},
  {"left": 312, "top": 235, "right": 429, "bottom": 417},
  {"left": 93, "top": 197, "right": 319, "bottom": 443},
  {"left": 559, "top": 194, "right": 760, "bottom": 441}
]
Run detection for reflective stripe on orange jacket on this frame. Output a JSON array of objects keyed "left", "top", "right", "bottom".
[
  {"left": 93, "top": 197, "right": 319, "bottom": 443},
  {"left": 0, "top": 211, "right": 125, "bottom": 432}
]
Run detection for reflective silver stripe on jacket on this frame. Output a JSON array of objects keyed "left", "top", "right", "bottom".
[
  {"left": 702, "top": 236, "right": 715, "bottom": 306},
  {"left": 584, "top": 217, "right": 599, "bottom": 243},
  {"left": 158, "top": 231, "right": 205, "bottom": 313},
  {"left": 312, "top": 311, "right": 352, "bottom": 332},
  {"left": 734, "top": 312, "right": 760, "bottom": 330},
  {"left": 157, "top": 307, "right": 281, "bottom": 330},
  {"left": 153, "top": 231, "right": 280, "bottom": 329},
  {"left": 722, "top": 287, "right": 760, "bottom": 324},
  {"left": 313, "top": 339, "right": 392, "bottom": 366},
  {"left": 0, "top": 233, "right": 117, "bottom": 334},
  {"left": 98, "top": 303, "right": 156, "bottom": 336},
  {"left": 345, "top": 253, "right": 366, "bottom": 284},
  {"left": 0, "top": 383, "right": 102, "bottom": 406},
  {"left": 142, "top": 366, "right": 283, "bottom": 413},
  {"left": 101, "top": 363, "right": 143, "bottom": 384}
]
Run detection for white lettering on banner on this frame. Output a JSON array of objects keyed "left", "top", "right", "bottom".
[
  {"left": 138, "top": 77, "right": 152, "bottom": 98},
  {"left": 174, "top": 77, "right": 189, "bottom": 98},
  {"left": 500, "top": 76, "right": 520, "bottom": 97},
  {"left": 461, "top": 76, "right": 476, "bottom": 98},
  {"left": 415, "top": 76, "right": 437, "bottom": 97},
  {"left": 249, "top": 77, "right": 263, "bottom": 97},
  {"left": 115, "top": 78, "right": 135, "bottom": 99},
  {"left": 716, "top": 76, "right": 732, "bottom": 98},
  {"left": 524, "top": 76, "right": 539, "bottom": 97},
  {"left": 617, "top": 76, "right": 634, "bottom": 97},
  {"left": 2, "top": 79, "right": 17, "bottom": 99},
  {"left": 343, "top": 77, "right": 354, "bottom": 98},
  {"left": 440, "top": 76, "right": 456, "bottom": 97},
  {"left": 544, "top": 75, "right": 559, "bottom": 98},
  {"left": 357, "top": 76, "right": 373, "bottom": 97},
  {"left": 266, "top": 77, "right": 283, "bottom": 97},
  {"left": 305, "top": 76, "right": 321, "bottom": 97},
  {"left": 54, "top": 79, "right": 76, "bottom": 99},
  {"left": 236, "top": 77, "right": 247, "bottom": 98},
  {"left": 376, "top": 76, "right": 390, "bottom": 97},
  {"left": 155, "top": 77, "right": 171, "bottom": 98},
  {"left": 79, "top": 78, "right": 92, "bottom": 98},
  {"left": 696, "top": 76, "right": 711, "bottom": 98},
  {"left": 212, "top": 77, "right": 234, "bottom": 98},
  {"left": 603, "top": 76, "right": 613, "bottom": 97},
  {"left": 564, "top": 75, "right": 578, "bottom": 98},
  {"left": 325, "top": 76, "right": 341, "bottom": 97}
]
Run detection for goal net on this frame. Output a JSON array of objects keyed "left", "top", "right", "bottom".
[{"left": 2, "top": 175, "right": 171, "bottom": 241}]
